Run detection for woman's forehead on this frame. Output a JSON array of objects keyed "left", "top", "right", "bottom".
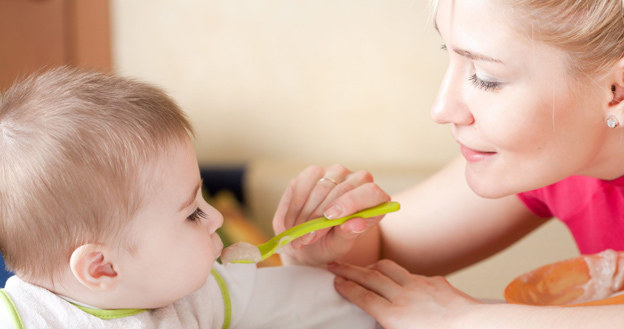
[{"left": 435, "top": 0, "right": 531, "bottom": 66}]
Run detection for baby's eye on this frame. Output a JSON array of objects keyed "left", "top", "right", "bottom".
[{"left": 187, "top": 208, "right": 207, "bottom": 222}]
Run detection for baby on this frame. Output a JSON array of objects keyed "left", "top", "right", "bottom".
[{"left": 0, "top": 67, "right": 375, "bottom": 328}]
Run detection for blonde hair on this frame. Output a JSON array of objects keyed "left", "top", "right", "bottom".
[
  {"left": 431, "top": 0, "right": 624, "bottom": 77},
  {"left": 0, "top": 67, "right": 194, "bottom": 280}
]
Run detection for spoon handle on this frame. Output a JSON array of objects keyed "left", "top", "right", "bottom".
[{"left": 259, "top": 201, "right": 400, "bottom": 257}]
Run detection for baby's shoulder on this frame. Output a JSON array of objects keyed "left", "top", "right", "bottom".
[{"left": 0, "top": 290, "right": 19, "bottom": 329}]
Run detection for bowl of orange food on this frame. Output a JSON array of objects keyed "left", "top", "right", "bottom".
[{"left": 504, "top": 249, "right": 624, "bottom": 306}]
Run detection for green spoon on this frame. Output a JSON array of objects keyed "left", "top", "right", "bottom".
[{"left": 220, "top": 201, "right": 400, "bottom": 264}]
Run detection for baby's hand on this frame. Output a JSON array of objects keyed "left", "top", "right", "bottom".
[{"left": 272, "top": 164, "right": 390, "bottom": 265}]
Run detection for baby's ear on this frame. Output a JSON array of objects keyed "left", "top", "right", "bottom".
[{"left": 69, "top": 244, "right": 119, "bottom": 292}]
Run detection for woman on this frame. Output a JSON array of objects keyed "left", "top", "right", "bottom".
[{"left": 273, "top": 0, "right": 624, "bottom": 327}]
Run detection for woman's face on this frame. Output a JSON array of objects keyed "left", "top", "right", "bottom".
[{"left": 433, "top": 0, "right": 613, "bottom": 197}]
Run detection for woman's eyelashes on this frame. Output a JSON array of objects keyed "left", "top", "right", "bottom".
[
  {"left": 468, "top": 74, "right": 502, "bottom": 91},
  {"left": 440, "top": 44, "right": 503, "bottom": 92},
  {"left": 187, "top": 207, "right": 208, "bottom": 222}
]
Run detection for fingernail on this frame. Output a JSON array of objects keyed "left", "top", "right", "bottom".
[{"left": 324, "top": 205, "right": 343, "bottom": 219}]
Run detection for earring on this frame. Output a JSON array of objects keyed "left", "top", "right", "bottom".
[{"left": 607, "top": 115, "right": 619, "bottom": 128}]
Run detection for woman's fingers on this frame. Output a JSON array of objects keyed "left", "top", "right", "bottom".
[
  {"left": 276, "top": 165, "right": 348, "bottom": 230},
  {"left": 305, "top": 182, "right": 390, "bottom": 246},
  {"left": 323, "top": 180, "right": 390, "bottom": 219},
  {"left": 272, "top": 164, "right": 391, "bottom": 263},
  {"left": 327, "top": 261, "right": 405, "bottom": 301},
  {"left": 368, "top": 259, "right": 415, "bottom": 286},
  {"left": 328, "top": 260, "right": 483, "bottom": 329},
  {"left": 277, "top": 165, "right": 389, "bottom": 244},
  {"left": 293, "top": 165, "right": 351, "bottom": 226},
  {"left": 332, "top": 275, "right": 393, "bottom": 321},
  {"left": 316, "top": 170, "right": 374, "bottom": 218},
  {"left": 295, "top": 184, "right": 391, "bottom": 248},
  {"left": 278, "top": 165, "right": 325, "bottom": 231},
  {"left": 294, "top": 170, "right": 389, "bottom": 247}
]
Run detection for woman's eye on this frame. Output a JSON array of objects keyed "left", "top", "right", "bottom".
[
  {"left": 468, "top": 74, "right": 502, "bottom": 91},
  {"left": 187, "top": 208, "right": 207, "bottom": 222}
]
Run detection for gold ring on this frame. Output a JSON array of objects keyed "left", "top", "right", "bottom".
[{"left": 319, "top": 177, "right": 339, "bottom": 185}]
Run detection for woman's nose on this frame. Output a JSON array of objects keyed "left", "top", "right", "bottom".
[{"left": 430, "top": 66, "right": 474, "bottom": 126}]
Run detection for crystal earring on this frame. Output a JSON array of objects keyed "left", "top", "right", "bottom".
[{"left": 607, "top": 115, "right": 619, "bottom": 128}]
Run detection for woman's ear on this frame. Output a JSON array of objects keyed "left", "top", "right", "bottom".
[
  {"left": 608, "top": 57, "right": 624, "bottom": 107},
  {"left": 69, "top": 244, "right": 119, "bottom": 292},
  {"left": 603, "top": 58, "right": 624, "bottom": 128},
  {"left": 609, "top": 84, "right": 624, "bottom": 107}
]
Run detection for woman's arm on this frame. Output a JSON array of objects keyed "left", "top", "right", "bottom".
[
  {"left": 377, "top": 156, "right": 549, "bottom": 275},
  {"left": 274, "top": 156, "right": 549, "bottom": 274},
  {"left": 328, "top": 259, "right": 624, "bottom": 329}
]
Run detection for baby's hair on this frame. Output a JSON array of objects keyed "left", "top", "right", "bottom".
[{"left": 0, "top": 67, "right": 195, "bottom": 281}]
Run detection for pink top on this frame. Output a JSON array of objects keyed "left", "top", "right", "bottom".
[{"left": 517, "top": 175, "right": 624, "bottom": 254}]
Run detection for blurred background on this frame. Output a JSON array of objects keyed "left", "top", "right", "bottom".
[{"left": 0, "top": 0, "right": 577, "bottom": 299}]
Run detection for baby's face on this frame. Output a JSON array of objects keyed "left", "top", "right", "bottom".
[{"left": 116, "top": 138, "right": 224, "bottom": 308}]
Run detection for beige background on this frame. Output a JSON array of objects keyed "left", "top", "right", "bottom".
[
  {"left": 109, "top": 0, "right": 578, "bottom": 300},
  {"left": 110, "top": 0, "right": 453, "bottom": 168}
]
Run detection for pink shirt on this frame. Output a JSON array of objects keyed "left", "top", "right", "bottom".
[{"left": 517, "top": 175, "right": 624, "bottom": 255}]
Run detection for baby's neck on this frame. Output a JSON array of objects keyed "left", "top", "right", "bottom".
[
  {"left": 57, "top": 294, "right": 103, "bottom": 309},
  {"left": 26, "top": 270, "right": 121, "bottom": 310}
]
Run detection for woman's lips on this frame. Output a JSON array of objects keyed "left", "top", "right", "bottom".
[{"left": 460, "top": 144, "right": 496, "bottom": 162}]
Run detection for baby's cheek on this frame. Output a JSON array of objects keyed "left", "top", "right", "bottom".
[{"left": 211, "top": 234, "right": 224, "bottom": 256}]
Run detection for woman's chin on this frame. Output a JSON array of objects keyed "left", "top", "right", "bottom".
[{"left": 465, "top": 172, "right": 511, "bottom": 199}]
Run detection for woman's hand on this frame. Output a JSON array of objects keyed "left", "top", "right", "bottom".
[
  {"left": 327, "top": 259, "right": 481, "bottom": 329},
  {"left": 272, "top": 164, "right": 390, "bottom": 265}
]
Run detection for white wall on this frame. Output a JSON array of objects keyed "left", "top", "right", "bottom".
[{"left": 110, "top": 0, "right": 455, "bottom": 168}]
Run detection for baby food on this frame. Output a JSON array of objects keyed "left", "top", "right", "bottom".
[{"left": 220, "top": 241, "right": 262, "bottom": 264}]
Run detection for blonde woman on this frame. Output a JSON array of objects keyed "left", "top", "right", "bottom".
[{"left": 273, "top": 0, "right": 624, "bottom": 327}]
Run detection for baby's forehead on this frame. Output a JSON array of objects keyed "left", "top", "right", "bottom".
[{"left": 132, "top": 138, "right": 199, "bottom": 207}]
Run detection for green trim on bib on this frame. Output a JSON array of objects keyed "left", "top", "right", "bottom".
[
  {"left": 0, "top": 271, "right": 231, "bottom": 326},
  {"left": 70, "top": 303, "right": 146, "bottom": 319},
  {"left": 0, "top": 289, "right": 25, "bottom": 329},
  {"left": 211, "top": 268, "right": 232, "bottom": 329}
]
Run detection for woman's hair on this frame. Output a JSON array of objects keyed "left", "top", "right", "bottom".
[
  {"left": 0, "top": 67, "right": 195, "bottom": 281},
  {"left": 431, "top": 0, "right": 624, "bottom": 78}
]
